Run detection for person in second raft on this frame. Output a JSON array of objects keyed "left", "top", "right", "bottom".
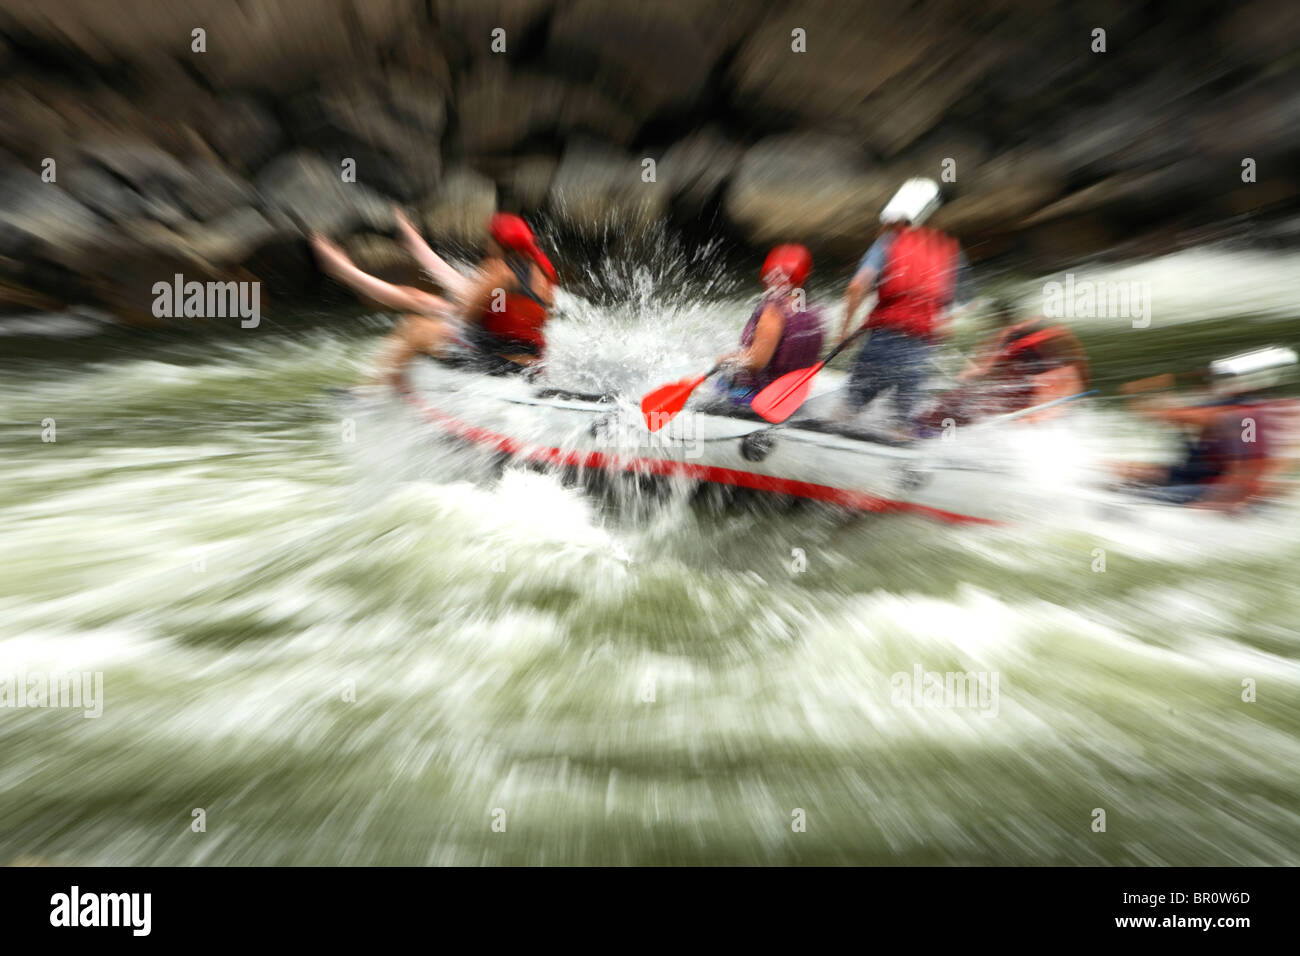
[
  {"left": 1114, "top": 347, "right": 1298, "bottom": 511},
  {"left": 839, "top": 178, "right": 970, "bottom": 429},
  {"left": 714, "top": 244, "right": 825, "bottom": 409}
]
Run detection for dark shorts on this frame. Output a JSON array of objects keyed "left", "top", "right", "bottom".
[
  {"left": 847, "top": 329, "right": 931, "bottom": 417},
  {"left": 1133, "top": 483, "right": 1213, "bottom": 504},
  {"left": 442, "top": 322, "right": 535, "bottom": 376}
]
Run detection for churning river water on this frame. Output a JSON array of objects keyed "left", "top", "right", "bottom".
[{"left": 1, "top": 243, "right": 1298, "bottom": 864}]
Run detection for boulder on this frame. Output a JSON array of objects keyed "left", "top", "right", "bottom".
[
  {"left": 885, "top": 129, "right": 992, "bottom": 199},
  {"left": 456, "top": 66, "right": 637, "bottom": 155},
  {"left": 730, "top": 1, "right": 934, "bottom": 136},
  {"left": 857, "top": 36, "right": 1008, "bottom": 157},
  {"left": 499, "top": 156, "right": 558, "bottom": 212},
  {"left": 929, "top": 148, "right": 1066, "bottom": 237},
  {"left": 177, "top": 160, "right": 258, "bottom": 222},
  {"left": 659, "top": 128, "right": 742, "bottom": 216},
  {"left": 344, "top": 234, "right": 412, "bottom": 275},
  {"left": 0, "top": 83, "right": 75, "bottom": 164},
  {"left": 548, "top": 141, "right": 670, "bottom": 234},
  {"left": 0, "top": 0, "right": 425, "bottom": 92},
  {"left": 178, "top": 207, "right": 292, "bottom": 265},
  {"left": 255, "top": 151, "right": 395, "bottom": 236},
  {"left": 723, "top": 133, "right": 888, "bottom": 255},
  {"left": 0, "top": 167, "right": 112, "bottom": 266},
  {"left": 420, "top": 166, "right": 497, "bottom": 242},
  {"left": 434, "top": 0, "right": 554, "bottom": 72},
  {"left": 191, "top": 96, "right": 285, "bottom": 173},
  {"left": 290, "top": 73, "right": 446, "bottom": 200},
  {"left": 545, "top": 0, "right": 743, "bottom": 117},
  {"left": 60, "top": 163, "right": 149, "bottom": 222},
  {"left": 1217, "top": 0, "right": 1300, "bottom": 66},
  {"left": 1194, "top": 78, "right": 1300, "bottom": 164}
]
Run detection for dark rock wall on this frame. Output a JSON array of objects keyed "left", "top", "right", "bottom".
[{"left": 0, "top": 0, "right": 1297, "bottom": 319}]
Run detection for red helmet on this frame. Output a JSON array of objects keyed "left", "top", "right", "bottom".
[
  {"left": 761, "top": 244, "right": 812, "bottom": 289},
  {"left": 488, "top": 212, "right": 557, "bottom": 283},
  {"left": 489, "top": 212, "right": 534, "bottom": 251}
]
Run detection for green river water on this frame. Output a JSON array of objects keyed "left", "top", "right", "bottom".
[{"left": 1, "top": 245, "right": 1298, "bottom": 864}]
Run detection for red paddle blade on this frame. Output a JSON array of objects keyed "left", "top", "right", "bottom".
[
  {"left": 640, "top": 373, "right": 708, "bottom": 431},
  {"left": 750, "top": 362, "right": 825, "bottom": 423}
]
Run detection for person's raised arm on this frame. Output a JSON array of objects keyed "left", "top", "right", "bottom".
[
  {"left": 310, "top": 234, "right": 451, "bottom": 316},
  {"left": 393, "top": 207, "right": 474, "bottom": 303}
]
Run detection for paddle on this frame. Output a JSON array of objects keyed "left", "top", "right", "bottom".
[
  {"left": 750, "top": 326, "right": 870, "bottom": 424},
  {"left": 640, "top": 363, "right": 723, "bottom": 431},
  {"left": 984, "top": 389, "right": 1097, "bottom": 423}
]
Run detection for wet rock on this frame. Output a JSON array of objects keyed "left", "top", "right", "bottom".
[
  {"left": 659, "top": 128, "right": 742, "bottom": 216},
  {"left": 0, "top": 1, "right": 421, "bottom": 90},
  {"left": 930, "top": 148, "right": 1066, "bottom": 238},
  {"left": 723, "top": 133, "right": 888, "bottom": 256},
  {"left": 730, "top": 1, "right": 936, "bottom": 140},
  {"left": 191, "top": 96, "right": 284, "bottom": 173},
  {"left": 178, "top": 160, "right": 258, "bottom": 222},
  {"left": 457, "top": 66, "right": 636, "bottom": 155},
  {"left": 344, "top": 234, "right": 412, "bottom": 275},
  {"left": 0, "top": 305, "right": 116, "bottom": 337},
  {"left": 60, "top": 163, "right": 149, "bottom": 222},
  {"left": 1218, "top": 0, "right": 1300, "bottom": 65},
  {"left": 435, "top": 0, "right": 554, "bottom": 71},
  {"left": 420, "top": 166, "right": 497, "bottom": 242},
  {"left": 886, "top": 129, "right": 992, "bottom": 200},
  {"left": 0, "top": 168, "right": 112, "bottom": 265},
  {"left": 180, "top": 207, "right": 291, "bottom": 265},
  {"left": 498, "top": 155, "right": 558, "bottom": 212},
  {"left": 546, "top": 0, "right": 743, "bottom": 117},
  {"left": 0, "top": 83, "right": 75, "bottom": 164},
  {"left": 0, "top": 278, "right": 61, "bottom": 312},
  {"left": 857, "top": 36, "right": 1008, "bottom": 157},
  {"left": 256, "top": 151, "right": 394, "bottom": 236},
  {"left": 1195, "top": 78, "right": 1300, "bottom": 165},
  {"left": 548, "top": 141, "right": 670, "bottom": 235},
  {"left": 291, "top": 73, "right": 446, "bottom": 199}
]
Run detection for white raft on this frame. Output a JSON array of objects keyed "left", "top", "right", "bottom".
[{"left": 399, "top": 359, "right": 1075, "bottom": 525}]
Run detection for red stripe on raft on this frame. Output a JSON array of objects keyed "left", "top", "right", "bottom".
[{"left": 401, "top": 391, "right": 1000, "bottom": 526}]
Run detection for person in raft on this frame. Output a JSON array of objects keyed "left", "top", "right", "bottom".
[
  {"left": 1114, "top": 346, "right": 1298, "bottom": 511},
  {"left": 839, "top": 178, "right": 970, "bottom": 429},
  {"left": 714, "top": 243, "right": 825, "bottom": 408},
  {"left": 920, "top": 297, "right": 1091, "bottom": 428},
  {"left": 310, "top": 210, "right": 557, "bottom": 385}
]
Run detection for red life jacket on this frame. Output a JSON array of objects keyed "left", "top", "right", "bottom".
[
  {"left": 996, "top": 320, "right": 1091, "bottom": 387},
  {"left": 478, "top": 257, "right": 550, "bottom": 355},
  {"left": 919, "top": 321, "right": 1088, "bottom": 428},
  {"left": 868, "top": 226, "right": 959, "bottom": 340}
]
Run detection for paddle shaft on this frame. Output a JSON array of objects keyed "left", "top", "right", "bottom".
[
  {"left": 985, "top": 389, "right": 1097, "bottom": 423},
  {"left": 825, "top": 324, "right": 872, "bottom": 367}
]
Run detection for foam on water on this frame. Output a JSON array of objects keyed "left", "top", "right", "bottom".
[{"left": 1, "top": 242, "right": 1297, "bottom": 864}]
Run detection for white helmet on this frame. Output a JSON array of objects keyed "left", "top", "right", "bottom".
[
  {"left": 880, "top": 177, "right": 942, "bottom": 226},
  {"left": 1210, "top": 346, "right": 1297, "bottom": 396}
]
